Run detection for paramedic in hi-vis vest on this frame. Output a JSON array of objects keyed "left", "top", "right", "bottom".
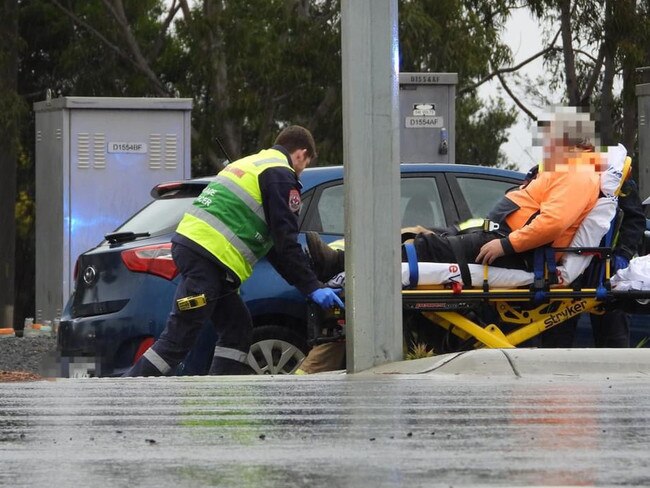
[{"left": 124, "top": 126, "right": 343, "bottom": 377}]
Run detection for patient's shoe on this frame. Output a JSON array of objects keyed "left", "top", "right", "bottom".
[{"left": 306, "top": 232, "right": 345, "bottom": 281}]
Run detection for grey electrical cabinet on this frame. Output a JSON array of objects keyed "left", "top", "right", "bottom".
[
  {"left": 33, "top": 96, "right": 192, "bottom": 322},
  {"left": 399, "top": 72, "right": 457, "bottom": 164},
  {"left": 637, "top": 83, "right": 650, "bottom": 202}
]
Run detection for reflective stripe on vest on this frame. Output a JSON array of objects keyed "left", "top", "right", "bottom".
[{"left": 176, "top": 149, "right": 294, "bottom": 282}]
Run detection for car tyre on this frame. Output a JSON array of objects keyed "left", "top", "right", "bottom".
[{"left": 248, "top": 325, "right": 308, "bottom": 375}]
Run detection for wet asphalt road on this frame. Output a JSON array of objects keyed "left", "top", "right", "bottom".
[{"left": 1, "top": 374, "right": 650, "bottom": 487}]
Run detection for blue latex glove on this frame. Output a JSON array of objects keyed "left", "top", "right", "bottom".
[
  {"left": 309, "top": 288, "right": 345, "bottom": 309},
  {"left": 612, "top": 254, "right": 630, "bottom": 272}
]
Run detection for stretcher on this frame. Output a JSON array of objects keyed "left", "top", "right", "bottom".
[
  {"left": 399, "top": 255, "right": 650, "bottom": 350},
  {"left": 310, "top": 247, "right": 650, "bottom": 354},
  {"left": 309, "top": 144, "right": 650, "bottom": 351},
  {"left": 311, "top": 250, "right": 650, "bottom": 352}
]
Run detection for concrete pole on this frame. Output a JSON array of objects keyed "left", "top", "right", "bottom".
[{"left": 341, "top": 0, "right": 402, "bottom": 373}]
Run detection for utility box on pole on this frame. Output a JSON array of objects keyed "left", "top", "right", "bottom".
[
  {"left": 399, "top": 72, "right": 457, "bottom": 164},
  {"left": 637, "top": 82, "right": 650, "bottom": 202},
  {"left": 33, "top": 96, "right": 192, "bottom": 323}
]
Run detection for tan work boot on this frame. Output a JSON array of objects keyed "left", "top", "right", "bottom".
[{"left": 305, "top": 232, "right": 344, "bottom": 281}]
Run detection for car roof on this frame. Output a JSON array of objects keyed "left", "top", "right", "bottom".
[
  {"left": 298, "top": 163, "right": 523, "bottom": 191},
  {"left": 154, "top": 163, "right": 524, "bottom": 196}
]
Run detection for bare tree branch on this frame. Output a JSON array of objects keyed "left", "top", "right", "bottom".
[
  {"left": 49, "top": 0, "right": 142, "bottom": 74},
  {"left": 560, "top": 0, "right": 580, "bottom": 105},
  {"left": 574, "top": 48, "right": 600, "bottom": 64},
  {"left": 496, "top": 72, "right": 537, "bottom": 121},
  {"left": 150, "top": 0, "right": 183, "bottom": 61},
  {"left": 100, "top": 0, "right": 167, "bottom": 94},
  {"left": 99, "top": 0, "right": 120, "bottom": 20},
  {"left": 580, "top": 41, "right": 606, "bottom": 105},
  {"left": 458, "top": 29, "right": 561, "bottom": 96},
  {"left": 178, "top": 0, "right": 193, "bottom": 22},
  {"left": 598, "top": 0, "right": 616, "bottom": 143}
]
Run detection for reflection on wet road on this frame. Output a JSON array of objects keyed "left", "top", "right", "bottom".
[{"left": 1, "top": 374, "right": 649, "bottom": 487}]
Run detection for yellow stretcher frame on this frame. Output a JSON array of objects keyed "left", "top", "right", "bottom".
[
  {"left": 402, "top": 288, "right": 605, "bottom": 349},
  {"left": 318, "top": 246, "right": 649, "bottom": 351},
  {"left": 397, "top": 240, "right": 650, "bottom": 349},
  {"left": 396, "top": 245, "right": 640, "bottom": 349}
]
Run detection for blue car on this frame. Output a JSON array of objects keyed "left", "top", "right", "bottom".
[{"left": 58, "top": 163, "right": 646, "bottom": 377}]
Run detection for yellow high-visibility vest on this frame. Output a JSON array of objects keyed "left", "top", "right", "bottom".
[{"left": 176, "top": 148, "right": 294, "bottom": 282}]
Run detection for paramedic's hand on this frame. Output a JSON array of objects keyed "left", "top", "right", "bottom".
[
  {"left": 476, "top": 239, "right": 505, "bottom": 265},
  {"left": 309, "top": 287, "right": 345, "bottom": 310},
  {"left": 612, "top": 253, "right": 630, "bottom": 272}
]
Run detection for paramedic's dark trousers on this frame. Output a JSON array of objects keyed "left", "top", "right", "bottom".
[{"left": 123, "top": 243, "right": 253, "bottom": 377}]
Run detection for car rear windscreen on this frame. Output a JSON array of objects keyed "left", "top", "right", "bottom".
[{"left": 115, "top": 186, "right": 203, "bottom": 236}]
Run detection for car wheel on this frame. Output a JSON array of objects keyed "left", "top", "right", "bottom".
[{"left": 248, "top": 325, "right": 308, "bottom": 375}]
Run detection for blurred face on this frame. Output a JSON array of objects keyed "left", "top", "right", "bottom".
[
  {"left": 541, "top": 127, "right": 577, "bottom": 171},
  {"left": 291, "top": 148, "right": 312, "bottom": 176},
  {"left": 534, "top": 116, "right": 603, "bottom": 172}
]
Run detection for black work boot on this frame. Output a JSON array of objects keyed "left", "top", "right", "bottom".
[
  {"left": 305, "top": 232, "right": 345, "bottom": 281},
  {"left": 209, "top": 357, "right": 256, "bottom": 375}
]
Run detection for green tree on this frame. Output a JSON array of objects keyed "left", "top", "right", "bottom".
[
  {"left": 399, "top": 0, "right": 518, "bottom": 166},
  {"left": 40, "top": 0, "right": 521, "bottom": 171},
  {"left": 9, "top": 0, "right": 527, "bottom": 325},
  {"left": 172, "top": 0, "right": 342, "bottom": 172},
  {"left": 522, "top": 0, "right": 650, "bottom": 154},
  {"left": 11, "top": 0, "right": 179, "bottom": 327},
  {"left": 456, "top": 96, "right": 518, "bottom": 168}
]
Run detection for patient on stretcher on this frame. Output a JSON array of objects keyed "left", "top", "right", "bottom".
[
  {"left": 298, "top": 111, "right": 645, "bottom": 375},
  {"left": 308, "top": 141, "right": 631, "bottom": 291}
]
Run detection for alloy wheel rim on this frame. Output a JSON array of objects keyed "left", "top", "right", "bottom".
[{"left": 248, "top": 339, "right": 305, "bottom": 375}]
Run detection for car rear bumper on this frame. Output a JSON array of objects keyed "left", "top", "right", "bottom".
[{"left": 58, "top": 311, "right": 163, "bottom": 377}]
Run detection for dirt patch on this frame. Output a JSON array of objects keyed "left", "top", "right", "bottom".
[
  {"left": 0, "top": 336, "right": 57, "bottom": 376},
  {"left": 0, "top": 370, "right": 45, "bottom": 382}
]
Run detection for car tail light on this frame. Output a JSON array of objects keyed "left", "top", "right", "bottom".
[
  {"left": 121, "top": 243, "right": 178, "bottom": 280},
  {"left": 133, "top": 337, "right": 155, "bottom": 364},
  {"left": 151, "top": 181, "right": 183, "bottom": 198}
]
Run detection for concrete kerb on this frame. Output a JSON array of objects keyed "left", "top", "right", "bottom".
[{"left": 356, "top": 348, "right": 650, "bottom": 377}]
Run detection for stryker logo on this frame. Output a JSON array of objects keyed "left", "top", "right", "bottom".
[{"left": 543, "top": 300, "right": 587, "bottom": 328}]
